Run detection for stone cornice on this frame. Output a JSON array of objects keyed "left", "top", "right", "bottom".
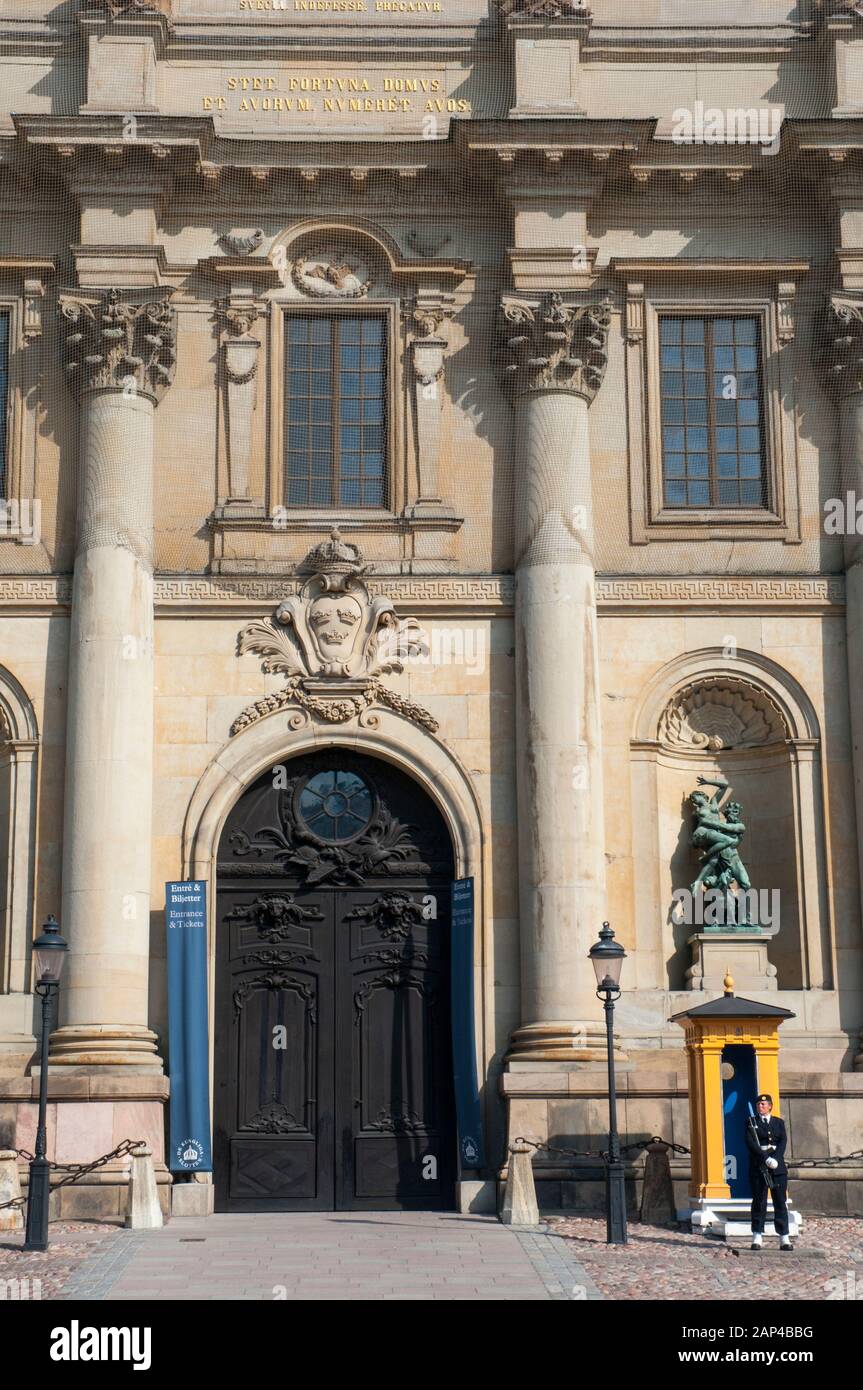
[{"left": 609, "top": 258, "right": 810, "bottom": 278}]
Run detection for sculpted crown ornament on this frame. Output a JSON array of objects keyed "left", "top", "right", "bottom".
[
  {"left": 59, "top": 288, "right": 177, "bottom": 403},
  {"left": 498, "top": 292, "right": 612, "bottom": 401},
  {"left": 815, "top": 294, "right": 863, "bottom": 398},
  {"left": 232, "top": 531, "right": 438, "bottom": 735}
]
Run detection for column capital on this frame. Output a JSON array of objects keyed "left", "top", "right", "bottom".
[
  {"left": 59, "top": 287, "right": 177, "bottom": 404},
  {"left": 815, "top": 291, "right": 863, "bottom": 399},
  {"left": 498, "top": 291, "right": 612, "bottom": 402}
]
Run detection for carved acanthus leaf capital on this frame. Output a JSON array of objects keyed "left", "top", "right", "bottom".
[
  {"left": 59, "top": 288, "right": 177, "bottom": 404},
  {"left": 815, "top": 293, "right": 863, "bottom": 398},
  {"left": 498, "top": 291, "right": 612, "bottom": 401}
]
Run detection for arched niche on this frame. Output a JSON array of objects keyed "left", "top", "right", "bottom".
[{"left": 630, "top": 649, "right": 830, "bottom": 993}]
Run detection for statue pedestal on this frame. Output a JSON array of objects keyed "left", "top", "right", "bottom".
[{"left": 685, "top": 933, "right": 778, "bottom": 993}]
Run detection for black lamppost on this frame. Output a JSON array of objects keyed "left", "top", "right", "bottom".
[
  {"left": 23, "top": 914, "right": 68, "bottom": 1252},
  {"left": 588, "top": 921, "right": 627, "bottom": 1246}
]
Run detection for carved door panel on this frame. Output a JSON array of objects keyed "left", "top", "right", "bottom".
[
  {"left": 337, "top": 888, "right": 455, "bottom": 1209},
  {"left": 214, "top": 886, "right": 335, "bottom": 1211},
  {"left": 215, "top": 751, "right": 457, "bottom": 1212}
]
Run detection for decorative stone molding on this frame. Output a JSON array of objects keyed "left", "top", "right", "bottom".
[
  {"left": 86, "top": 0, "right": 170, "bottom": 14},
  {"left": 292, "top": 252, "right": 372, "bottom": 299},
  {"left": 815, "top": 293, "right": 863, "bottom": 398},
  {"left": 499, "top": 0, "right": 591, "bottom": 20},
  {"left": 59, "top": 288, "right": 177, "bottom": 403},
  {"left": 218, "top": 230, "right": 264, "bottom": 258},
  {"left": 233, "top": 531, "right": 438, "bottom": 735},
  {"left": 405, "top": 293, "right": 456, "bottom": 518},
  {"left": 595, "top": 576, "right": 845, "bottom": 609},
  {"left": 658, "top": 678, "right": 788, "bottom": 752},
  {"left": 498, "top": 292, "right": 612, "bottom": 401},
  {"left": 214, "top": 298, "right": 264, "bottom": 506}
]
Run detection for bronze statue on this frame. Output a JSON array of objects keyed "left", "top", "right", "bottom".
[{"left": 689, "top": 775, "right": 755, "bottom": 927}]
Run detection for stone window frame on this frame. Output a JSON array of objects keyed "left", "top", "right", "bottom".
[
  {"left": 0, "top": 279, "right": 45, "bottom": 546},
  {"left": 269, "top": 296, "right": 404, "bottom": 526},
  {"left": 619, "top": 269, "right": 804, "bottom": 545},
  {"left": 0, "top": 665, "right": 39, "bottom": 1000}
]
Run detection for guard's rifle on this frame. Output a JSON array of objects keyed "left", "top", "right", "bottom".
[{"left": 747, "top": 1101, "right": 776, "bottom": 1194}]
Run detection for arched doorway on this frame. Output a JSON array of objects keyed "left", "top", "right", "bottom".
[{"left": 213, "top": 748, "right": 457, "bottom": 1211}]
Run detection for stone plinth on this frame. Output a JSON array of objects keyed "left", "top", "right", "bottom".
[{"left": 686, "top": 933, "right": 778, "bottom": 993}]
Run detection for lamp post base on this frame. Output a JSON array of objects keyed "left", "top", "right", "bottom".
[
  {"left": 606, "top": 1159, "right": 628, "bottom": 1245},
  {"left": 22, "top": 1156, "right": 51, "bottom": 1252}
]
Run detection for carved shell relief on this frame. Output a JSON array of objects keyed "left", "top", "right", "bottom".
[{"left": 658, "top": 678, "right": 788, "bottom": 752}]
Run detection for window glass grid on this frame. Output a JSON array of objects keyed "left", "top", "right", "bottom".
[
  {"left": 285, "top": 315, "right": 386, "bottom": 508},
  {"left": 659, "top": 315, "right": 766, "bottom": 509}
]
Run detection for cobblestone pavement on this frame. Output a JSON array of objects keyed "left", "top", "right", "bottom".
[
  {"left": 547, "top": 1216, "right": 863, "bottom": 1301},
  {"left": 3, "top": 1213, "right": 860, "bottom": 1302},
  {"left": 0, "top": 1223, "right": 119, "bottom": 1301}
]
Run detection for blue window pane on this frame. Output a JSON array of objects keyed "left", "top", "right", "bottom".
[
  {"left": 339, "top": 319, "right": 360, "bottom": 342},
  {"left": 718, "top": 480, "right": 740, "bottom": 505},
  {"left": 663, "top": 427, "right": 685, "bottom": 452},
  {"left": 688, "top": 454, "right": 709, "bottom": 477},
  {"left": 310, "top": 478, "right": 331, "bottom": 505},
  {"left": 289, "top": 373, "right": 308, "bottom": 395},
  {"left": 713, "top": 347, "right": 735, "bottom": 372},
  {"left": 717, "top": 454, "right": 739, "bottom": 477},
  {"left": 364, "top": 425, "right": 385, "bottom": 449},
  {"left": 341, "top": 373, "right": 361, "bottom": 397},
  {"left": 311, "top": 426, "right": 330, "bottom": 449},
  {"left": 738, "top": 372, "right": 759, "bottom": 397},
  {"left": 341, "top": 345, "right": 361, "bottom": 369},
  {"left": 686, "top": 427, "right": 708, "bottom": 451},
  {"left": 714, "top": 319, "right": 734, "bottom": 344},
  {"left": 288, "top": 479, "right": 309, "bottom": 505},
  {"left": 662, "top": 372, "right": 683, "bottom": 397},
  {"left": 683, "top": 345, "right": 705, "bottom": 369},
  {"left": 311, "top": 399, "right": 332, "bottom": 422},
  {"left": 715, "top": 399, "right": 737, "bottom": 424},
  {"left": 363, "top": 480, "right": 385, "bottom": 506},
  {"left": 289, "top": 425, "right": 308, "bottom": 447},
  {"left": 739, "top": 427, "right": 760, "bottom": 452},
  {"left": 342, "top": 398, "right": 360, "bottom": 421},
  {"left": 362, "top": 399, "right": 383, "bottom": 422},
  {"left": 740, "top": 479, "right": 763, "bottom": 504},
  {"left": 311, "top": 344, "right": 329, "bottom": 367},
  {"left": 362, "top": 346, "right": 383, "bottom": 368},
  {"left": 341, "top": 480, "right": 361, "bottom": 505},
  {"left": 363, "top": 319, "right": 383, "bottom": 342},
  {"left": 735, "top": 347, "right": 757, "bottom": 371},
  {"left": 740, "top": 454, "right": 762, "bottom": 478},
  {"left": 342, "top": 454, "right": 361, "bottom": 476},
  {"left": 685, "top": 373, "right": 706, "bottom": 396},
  {"left": 311, "top": 319, "right": 331, "bottom": 343},
  {"left": 665, "top": 480, "right": 687, "bottom": 505},
  {"left": 662, "top": 399, "right": 685, "bottom": 423},
  {"left": 738, "top": 398, "right": 759, "bottom": 423},
  {"left": 311, "top": 373, "right": 331, "bottom": 395},
  {"left": 289, "top": 318, "right": 312, "bottom": 342},
  {"left": 686, "top": 398, "right": 708, "bottom": 424},
  {"left": 714, "top": 373, "right": 736, "bottom": 398},
  {"left": 735, "top": 319, "right": 757, "bottom": 344},
  {"left": 660, "top": 318, "right": 682, "bottom": 342},
  {"left": 310, "top": 454, "right": 330, "bottom": 476},
  {"left": 341, "top": 426, "right": 361, "bottom": 449},
  {"left": 716, "top": 427, "right": 738, "bottom": 451},
  {"left": 365, "top": 453, "right": 384, "bottom": 476},
  {"left": 688, "top": 482, "right": 710, "bottom": 505},
  {"left": 683, "top": 319, "right": 705, "bottom": 343},
  {"left": 664, "top": 454, "right": 685, "bottom": 478},
  {"left": 661, "top": 346, "right": 682, "bottom": 368},
  {"left": 288, "top": 398, "right": 309, "bottom": 421}
]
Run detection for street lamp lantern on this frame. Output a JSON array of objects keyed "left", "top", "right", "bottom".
[
  {"left": 23, "top": 913, "right": 68, "bottom": 1252},
  {"left": 32, "top": 914, "right": 68, "bottom": 985},
  {"left": 588, "top": 919, "right": 626, "bottom": 992},
  {"left": 588, "top": 921, "right": 628, "bottom": 1246}
]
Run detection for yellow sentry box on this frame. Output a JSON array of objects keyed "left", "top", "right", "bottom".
[{"left": 670, "top": 973, "right": 795, "bottom": 1231}]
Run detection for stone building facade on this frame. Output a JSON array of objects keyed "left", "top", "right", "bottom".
[{"left": 0, "top": 0, "right": 862, "bottom": 1218}]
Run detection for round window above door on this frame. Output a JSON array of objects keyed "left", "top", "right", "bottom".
[{"left": 296, "top": 769, "right": 374, "bottom": 843}]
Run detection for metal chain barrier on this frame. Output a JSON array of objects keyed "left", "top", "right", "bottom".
[
  {"left": 513, "top": 1135, "right": 863, "bottom": 1167},
  {"left": 0, "top": 1137, "right": 144, "bottom": 1213}
]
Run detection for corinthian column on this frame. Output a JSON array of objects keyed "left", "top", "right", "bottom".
[
  {"left": 820, "top": 293, "right": 863, "bottom": 984},
  {"left": 54, "top": 288, "right": 176, "bottom": 1067},
  {"left": 499, "top": 291, "right": 613, "bottom": 1060}
]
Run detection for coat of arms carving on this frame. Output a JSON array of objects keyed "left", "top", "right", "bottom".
[
  {"left": 292, "top": 252, "right": 372, "bottom": 299},
  {"left": 232, "top": 531, "right": 438, "bottom": 735}
]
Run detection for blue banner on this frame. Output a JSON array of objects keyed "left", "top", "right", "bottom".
[
  {"left": 450, "top": 877, "right": 485, "bottom": 1170},
  {"left": 166, "top": 880, "right": 212, "bottom": 1173}
]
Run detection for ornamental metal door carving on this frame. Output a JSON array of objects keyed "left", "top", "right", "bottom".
[{"left": 214, "top": 750, "right": 457, "bottom": 1211}]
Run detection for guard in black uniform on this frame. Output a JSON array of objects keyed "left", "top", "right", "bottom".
[{"left": 746, "top": 1092, "right": 792, "bottom": 1250}]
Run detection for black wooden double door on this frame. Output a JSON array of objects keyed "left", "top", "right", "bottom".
[{"left": 214, "top": 751, "right": 457, "bottom": 1211}]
